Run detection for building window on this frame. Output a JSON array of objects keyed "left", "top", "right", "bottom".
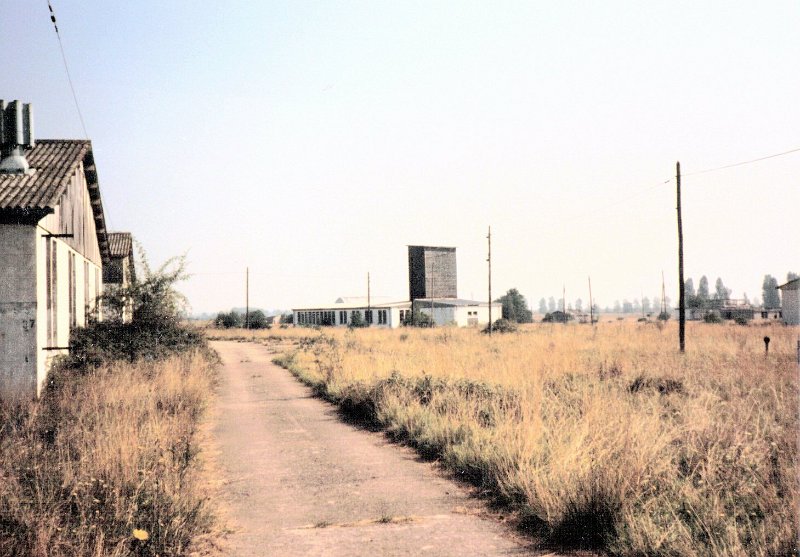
[
  {"left": 365, "top": 310, "right": 373, "bottom": 324},
  {"left": 339, "top": 310, "right": 347, "bottom": 324},
  {"left": 378, "top": 309, "right": 387, "bottom": 324}
]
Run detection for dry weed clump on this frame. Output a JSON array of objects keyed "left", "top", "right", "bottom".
[
  {"left": 273, "top": 322, "right": 798, "bottom": 556},
  {"left": 0, "top": 351, "right": 218, "bottom": 557}
]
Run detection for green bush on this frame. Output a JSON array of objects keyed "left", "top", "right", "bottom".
[
  {"left": 214, "top": 311, "right": 242, "bottom": 328},
  {"left": 704, "top": 311, "right": 723, "bottom": 324},
  {"left": 483, "top": 318, "right": 517, "bottom": 334}
]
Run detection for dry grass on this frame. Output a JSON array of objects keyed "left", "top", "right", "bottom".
[
  {"left": 0, "top": 351, "right": 220, "bottom": 557},
  {"left": 267, "top": 321, "right": 798, "bottom": 556}
]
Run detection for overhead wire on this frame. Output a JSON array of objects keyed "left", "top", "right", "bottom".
[
  {"left": 682, "top": 146, "right": 800, "bottom": 177},
  {"left": 46, "top": 0, "right": 89, "bottom": 139}
]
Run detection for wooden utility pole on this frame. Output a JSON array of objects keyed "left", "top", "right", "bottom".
[
  {"left": 487, "top": 226, "right": 492, "bottom": 336},
  {"left": 245, "top": 267, "right": 250, "bottom": 330},
  {"left": 563, "top": 284, "right": 566, "bottom": 324},
  {"left": 677, "top": 161, "right": 685, "bottom": 353},
  {"left": 588, "top": 276, "right": 594, "bottom": 325},
  {"left": 661, "top": 270, "right": 667, "bottom": 315},
  {"left": 367, "top": 272, "right": 371, "bottom": 325}
]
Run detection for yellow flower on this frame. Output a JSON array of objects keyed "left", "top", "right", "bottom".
[{"left": 132, "top": 529, "right": 149, "bottom": 541}]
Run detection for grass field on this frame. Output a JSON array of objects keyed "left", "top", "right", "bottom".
[
  {"left": 0, "top": 350, "right": 220, "bottom": 557},
  {"left": 255, "top": 321, "right": 798, "bottom": 556}
]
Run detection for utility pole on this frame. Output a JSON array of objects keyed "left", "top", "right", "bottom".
[
  {"left": 661, "top": 270, "right": 667, "bottom": 315},
  {"left": 487, "top": 226, "right": 492, "bottom": 336},
  {"left": 367, "top": 272, "right": 371, "bottom": 326},
  {"left": 677, "top": 161, "right": 685, "bottom": 353},
  {"left": 245, "top": 266, "right": 249, "bottom": 330},
  {"left": 588, "top": 276, "right": 594, "bottom": 325},
  {"left": 563, "top": 284, "right": 566, "bottom": 324}
]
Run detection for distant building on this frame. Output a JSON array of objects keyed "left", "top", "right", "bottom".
[
  {"left": 293, "top": 245, "right": 496, "bottom": 328},
  {"left": 778, "top": 278, "right": 799, "bottom": 326},
  {"left": 0, "top": 100, "right": 111, "bottom": 397}
]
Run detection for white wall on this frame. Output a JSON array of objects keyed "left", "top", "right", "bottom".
[
  {"left": 0, "top": 224, "right": 38, "bottom": 397},
  {"left": 783, "top": 289, "right": 799, "bottom": 326}
]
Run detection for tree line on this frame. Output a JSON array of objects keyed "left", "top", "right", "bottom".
[{"left": 496, "top": 270, "right": 798, "bottom": 324}]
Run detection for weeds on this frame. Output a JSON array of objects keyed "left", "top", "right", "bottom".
[
  {"left": 0, "top": 350, "right": 218, "bottom": 557},
  {"left": 267, "top": 323, "right": 797, "bottom": 556}
]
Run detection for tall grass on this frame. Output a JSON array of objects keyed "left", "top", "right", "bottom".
[
  {"left": 269, "top": 322, "right": 798, "bottom": 556},
  {"left": 0, "top": 351, "right": 219, "bottom": 557}
]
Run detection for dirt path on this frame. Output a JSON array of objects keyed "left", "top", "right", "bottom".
[{"left": 208, "top": 340, "right": 548, "bottom": 556}]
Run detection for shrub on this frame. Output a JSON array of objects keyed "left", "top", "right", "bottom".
[
  {"left": 214, "top": 311, "right": 242, "bottom": 328},
  {"left": 483, "top": 318, "right": 517, "bottom": 334},
  {"left": 349, "top": 311, "right": 368, "bottom": 328},
  {"left": 247, "top": 310, "right": 269, "bottom": 329},
  {"left": 403, "top": 308, "right": 434, "bottom": 328},
  {"left": 657, "top": 311, "right": 670, "bottom": 321},
  {"left": 704, "top": 310, "right": 723, "bottom": 324}
]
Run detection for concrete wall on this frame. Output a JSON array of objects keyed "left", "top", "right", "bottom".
[
  {"left": 408, "top": 246, "right": 457, "bottom": 301},
  {"left": 35, "top": 228, "right": 103, "bottom": 395},
  {"left": 0, "top": 224, "right": 38, "bottom": 397},
  {"left": 783, "top": 289, "right": 799, "bottom": 326}
]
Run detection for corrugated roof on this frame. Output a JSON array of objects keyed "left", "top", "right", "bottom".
[
  {"left": 778, "top": 278, "right": 799, "bottom": 291},
  {"left": 0, "top": 139, "right": 110, "bottom": 262},
  {"left": 108, "top": 232, "right": 133, "bottom": 258},
  {"left": 0, "top": 140, "right": 90, "bottom": 209}
]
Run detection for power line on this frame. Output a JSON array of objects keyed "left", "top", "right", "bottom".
[
  {"left": 683, "top": 146, "right": 800, "bottom": 177},
  {"left": 46, "top": 0, "right": 89, "bottom": 139}
]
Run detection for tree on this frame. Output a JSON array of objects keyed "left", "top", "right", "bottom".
[
  {"left": 496, "top": 288, "right": 533, "bottom": 323},
  {"left": 653, "top": 296, "right": 661, "bottom": 313},
  {"left": 613, "top": 300, "right": 621, "bottom": 313},
  {"left": 762, "top": 275, "right": 780, "bottom": 308},
  {"left": 714, "top": 277, "right": 731, "bottom": 302},
  {"left": 538, "top": 298, "right": 548, "bottom": 314},
  {"left": 642, "top": 297, "right": 651, "bottom": 314},
  {"left": 214, "top": 311, "right": 242, "bottom": 328},
  {"left": 622, "top": 299, "right": 633, "bottom": 313},
  {"left": 697, "top": 276, "right": 710, "bottom": 307},
  {"left": 684, "top": 278, "right": 699, "bottom": 308},
  {"left": 248, "top": 310, "right": 269, "bottom": 329},
  {"left": 548, "top": 297, "right": 556, "bottom": 312},
  {"left": 403, "top": 307, "right": 433, "bottom": 328},
  {"left": 575, "top": 298, "right": 583, "bottom": 312}
]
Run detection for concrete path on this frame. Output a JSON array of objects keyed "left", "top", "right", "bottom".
[{"left": 208, "top": 340, "right": 547, "bottom": 556}]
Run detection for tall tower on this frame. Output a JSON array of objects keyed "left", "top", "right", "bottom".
[{"left": 408, "top": 246, "right": 457, "bottom": 301}]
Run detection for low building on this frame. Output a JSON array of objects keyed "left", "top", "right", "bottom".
[
  {"left": 293, "top": 297, "right": 499, "bottom": 328},
  {"left": 413, "top": 298, "right": 500, "bottom": 327},
  {"left": 293, "top": 300, "right": 411, "bottom": 328},
  {"left": 0, "top": 100, "right": 111, "bottom": 397},
  {"left": 778, "top": 278, "right": 799, "bottom": 326},
  {"left": 103, "top": 232, "right": 136, "bottom": 322}
]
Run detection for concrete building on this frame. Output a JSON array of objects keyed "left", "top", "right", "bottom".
[
  {"left": 103, "top": 232, "right": 136, "bottom": 322},
  {"left": 778, "top": 278, "right": 799, "bottom": 326},
  {"left": 413, "top": 298, "right": 500, "bottom": 327},
  {"left": 0, "top": 100, "right": 111, "bottom": 397},
  {"left": 408, "top": 246, "right": 457, "bottom": 301},
  {"left": 294, "top": 299, "right": 411, "bottom": 328}
]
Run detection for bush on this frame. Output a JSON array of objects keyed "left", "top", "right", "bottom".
[
  {"left": 403, "top": 308, "right": 434, "bottom": 328},
  {"left": 657, "top": 311, "right": 670, "bottom": 321},
  {"left": 704, "top": 311, "right": 723, "bottom": 324},
  {"left": 349, "top": 311, "right": 368, "bottom": 328},
  {"left": 483, "top": 318, "right": 517, "bottom": 334},
  {"left": 214, "top": 311, "right": 242, "bottom": 328},
  {"left": 247, "top": 310, "right": 270, "bottom": 329}
]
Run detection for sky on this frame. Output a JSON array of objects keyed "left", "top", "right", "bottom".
[{"left": 2, "top": 1, "right": 798, "bottom": 314}]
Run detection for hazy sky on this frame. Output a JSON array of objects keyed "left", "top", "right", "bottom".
[{"left": 3, "top": 1, "right": 798, "bottom": 313}]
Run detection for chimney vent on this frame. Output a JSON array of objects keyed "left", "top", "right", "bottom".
[{"left": 0, "top": 100, "right": 35, "bottom": 175}]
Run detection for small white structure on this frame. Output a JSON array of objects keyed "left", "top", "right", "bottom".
[
  {"left": 1, "top": 100, "right": 111, "bottom": 397},
  {"left": 413, "top": 298, "right": 500, "bottom": 327},
  {"left": 778, "top": 278, "right": 799, "bottom": 326}
]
